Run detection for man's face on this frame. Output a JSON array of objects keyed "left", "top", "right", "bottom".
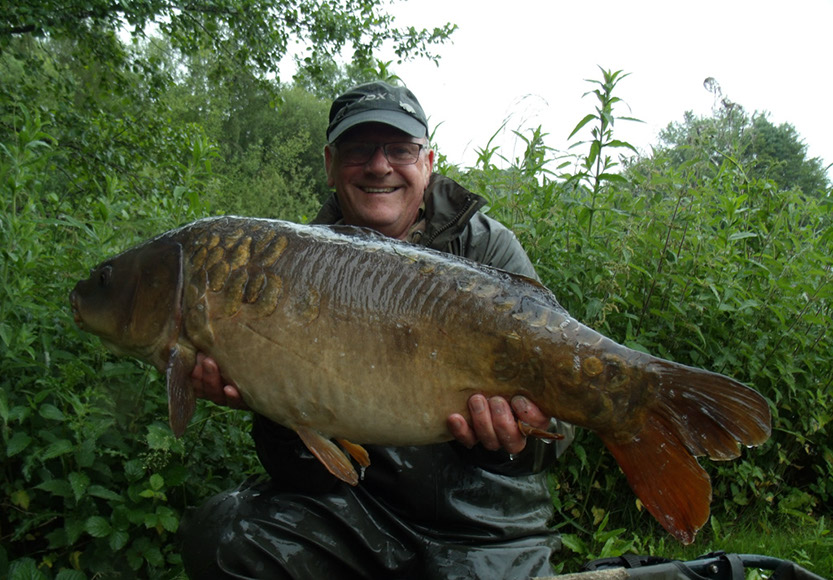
[{"left": 324, "top": 123, "right": 434, "bottom": 240}]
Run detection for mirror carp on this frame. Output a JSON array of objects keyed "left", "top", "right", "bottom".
[{"left": 70, "top": 216, "right": 771, "bottom": 545}]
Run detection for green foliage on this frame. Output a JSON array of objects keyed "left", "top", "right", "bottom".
[
  {"left": 0, "top": 104, "right": 261, "bottom": 577},
  {"left": 447, "top": 68, "right": 832, "bottom": 577},
  {"left": 1, "top": 0, "right": 456, "bottom": 81}
]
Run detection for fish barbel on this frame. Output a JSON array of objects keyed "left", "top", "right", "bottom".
[{"left": 69, "top": 216, "right": 771, "bottom": 544}]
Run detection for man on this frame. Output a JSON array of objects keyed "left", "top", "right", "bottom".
[{"left": 180, "top": 81, "right": 571, "bottom": 579}]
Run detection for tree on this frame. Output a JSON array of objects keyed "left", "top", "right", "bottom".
[
  {"left": 650, "top": 80, "right": 830, "bottom": 196},
  {"left": 1, "top": 0, "right": 455, "bottom": 79}
]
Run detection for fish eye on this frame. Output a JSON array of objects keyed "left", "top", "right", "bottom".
[{"left": 98, "top": 265, "right": 113, "bottom": 287}]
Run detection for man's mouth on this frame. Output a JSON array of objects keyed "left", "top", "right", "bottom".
[{"left": 361, "top": 186, "right": 398, "bottom": 194}]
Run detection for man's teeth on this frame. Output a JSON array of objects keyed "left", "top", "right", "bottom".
[{"left": 364, "top": 187, "right": 396, "bottom": 193}]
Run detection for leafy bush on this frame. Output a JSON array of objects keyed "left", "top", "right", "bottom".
[
  {"left": 0, "top": 106, "right": 262, "bottom": 578},
  {"left": 447, "top": 68, "right": 832, "bottom": 576}
]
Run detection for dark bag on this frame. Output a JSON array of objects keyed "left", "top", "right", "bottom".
[{"left": 580, "top": 551, "right": 827, "bottom": 580}]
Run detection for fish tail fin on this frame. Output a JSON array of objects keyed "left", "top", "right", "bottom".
[
  {"left": 648, "top": 359, "right": 771, "bottom": 459},
  {"left": 602, "top": 417, "right": 711, "bottom": 545},
  {"left": 604, "top": 360, "right": 771, "bottom": 544}
]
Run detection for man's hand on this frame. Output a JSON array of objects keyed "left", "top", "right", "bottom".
[
  {"left": 190, "top": 353, "right": 250, "bottom": 410},
  {"left": 447, "top": 394, "right": 549, "bottom": 455}
]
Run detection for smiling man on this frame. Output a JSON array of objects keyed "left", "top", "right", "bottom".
[{"left": 180, "top": 81, "right": 573, "bottom": 579}]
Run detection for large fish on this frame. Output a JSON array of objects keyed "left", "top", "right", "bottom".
[{"left": 70, "top": 216, "right": 770, "bottom": 544}]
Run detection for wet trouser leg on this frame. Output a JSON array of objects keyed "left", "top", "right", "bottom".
[{"left": 179, "top": 478, "right": 557, "bottom": 579}]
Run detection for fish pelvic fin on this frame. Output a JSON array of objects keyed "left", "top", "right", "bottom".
[
  {"left": 602, "top": 416, "right": 710, "bottom": 545},
  {"left": 296, "top": 427, "right": 360, "bottom": 486},
  {"left": 167, "top": 345, "right": 196, "bottom": 438},
  {"left": 517, "top": 420, "right": 564, "bottom": 441},
  {"left": 336, "top": 438, "right": 371, "bottom": 468}
]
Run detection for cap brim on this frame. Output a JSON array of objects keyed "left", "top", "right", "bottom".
[{"left": 328, "top": 110, "right": 427, "bottom": 142}]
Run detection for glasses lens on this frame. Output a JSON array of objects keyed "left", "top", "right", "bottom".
[{"left": 338, "top": 142, "right": 422, "bottom": 166}]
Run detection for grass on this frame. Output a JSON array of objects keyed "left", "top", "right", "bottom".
[{"left": 555, "top": 513, "right": 833, "bottom": 578}]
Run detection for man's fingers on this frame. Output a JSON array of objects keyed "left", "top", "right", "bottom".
[
  {"left": 447, "top": 413, "right": 476, "bottom": 448},
  {"left": 511, "top": 395, "right": 549, "bottom": 430},
  {"left": 223, "top": 385, "right": 250, "bottom": 410},
  {"left": 490, "top": 397, "right": 528, "bottom": 455},
  {"left": 469, "top": 395, "right": 500, "bottom": 451}
]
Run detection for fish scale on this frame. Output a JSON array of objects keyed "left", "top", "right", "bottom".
[{"left": 70, "top": 215, "right": 771, "bottom": 545}]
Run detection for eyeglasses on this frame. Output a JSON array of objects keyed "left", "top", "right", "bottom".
[{"left": 336, "top": 142, "right": 424, "bottom": 166}]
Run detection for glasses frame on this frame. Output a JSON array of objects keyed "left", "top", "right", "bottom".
[{"left": 335, "top": 141, "right": 425, "bottom": 166}]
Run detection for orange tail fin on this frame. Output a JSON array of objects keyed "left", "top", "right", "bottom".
[{"left": 604, "top": 360, "right": 771, "bottom": 544}]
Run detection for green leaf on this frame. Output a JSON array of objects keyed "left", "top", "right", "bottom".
[
  {"left": 6, "top": 431, "right": 32, "bottom": 457},
  {"left": 149, "top": 473, "right": 165, "bottom": 491},
  {"left": 568, "top": 114, "right": 596, "bottom": 139},
  {"left": 728, "top": 231, "right": 758, "bottom": 241},
  {"left": 109, "top": 529, "right": 130, "bottom": 551},
  {"left": 156, "top": 506, "right": 179, "bottom": 532},
  {"left": 146, "top": 423, "right": 174, "bottom": 450},
  {"left": 597, "top": 172, "right": 628, "bottom": 184},
  {"left": 36, "top": 478, "right": 73, "bottom": 498},
  {"left": 124, "top": 459, "right": 145, "bottom": 482},
  {"left": 85, "top": 516, "right": 112, "bottom": 538},
  {"left": 87, "top": 485, "right": 125, "bottom": 502},
  {"left": 69, "top": 471, "right": 91, "bottom": 501},
  {"left": 559, "top": 533, "right": 586, "bottom": 555},
  {"left": 0, "top": 390, "right": 8, "bottom": 424},
  {"left": 38, "top": 403, "right": 66, "bottom": 421},
  {"left": 41, "top": 439, "right": 73, "bottom": 460},
  {"left": 55, "top": 570, "right": 88, "bottom": 580},
  {"left": 8, "top": 558, "right": 48, "bottom": 580}
]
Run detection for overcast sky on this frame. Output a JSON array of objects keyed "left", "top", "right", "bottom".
[{"left": 376, "top": 0, "right": 832, "bottom": 176}]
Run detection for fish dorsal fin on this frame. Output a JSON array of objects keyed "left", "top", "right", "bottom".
[
  {"left": 602, "top": 415, "right": 711, "bottom": 545},
  {"left": 296, "top": 427, "right": 360, "bottom": 485},
  {"left": 323, "top": 223, "right": 388, "bottom": 240},
  {"left": 166, "top": 345, "right": 196, "bottom": 438}
]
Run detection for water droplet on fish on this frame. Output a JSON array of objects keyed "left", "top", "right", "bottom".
[
  {"left": 429, "top": 350, "right": 438, "bottom": 360},
  {"left": 508, "top": 453, "right": 517, "bottom": 461}
]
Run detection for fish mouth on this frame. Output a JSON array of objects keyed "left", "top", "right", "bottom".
[{"left": 69, "top": 290, "right": 84, "bottom": 328}]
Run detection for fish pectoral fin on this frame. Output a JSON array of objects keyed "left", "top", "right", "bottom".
[
  {"left": 517, "top": 420, "right": 564, "bottom": 441},
  {"left": 296, "top": 427, "right": 359, "bottom": 486},
  {"left": 166, "top": 345, "right": 196, "bottom": 438},
  {"left": 602, "top": 415, "right": 711, "bottom": 546},
  {"left": 336, "top": 439, "right": 371, "bottom": 467}
]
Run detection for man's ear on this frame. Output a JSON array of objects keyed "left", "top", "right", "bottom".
[
  {"left": 424, "top": 147, "right": 435, "bottom": 179},
  {"left": 324, "top": 144, "right": 336, "bottom": 187}
]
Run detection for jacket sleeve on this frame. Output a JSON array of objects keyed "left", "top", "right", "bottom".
[{"left": 445, "top": 213, "right": 540, "bottom": 280}]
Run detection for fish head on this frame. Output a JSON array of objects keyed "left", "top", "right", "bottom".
[{"left": 70, "top": 237, "right": 184, "bottom": 366}]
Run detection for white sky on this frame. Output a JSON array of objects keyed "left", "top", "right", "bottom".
[{"left": 377, "top": 0, "right": 832, "bottom": 176}]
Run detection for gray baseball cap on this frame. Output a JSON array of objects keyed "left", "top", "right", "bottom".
[{"left": 326, "top": 81, "right": 429, "bottom": 142}]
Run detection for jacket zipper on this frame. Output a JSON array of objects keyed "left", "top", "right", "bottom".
[{"left": 423, "top": 194, "right": 477, "bottom": 247}]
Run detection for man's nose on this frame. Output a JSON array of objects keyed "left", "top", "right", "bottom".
[{"left": 364, "top": 146, "right": 392, "bottom": 173}]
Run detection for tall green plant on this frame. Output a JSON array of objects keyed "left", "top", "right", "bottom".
[{"left": 565, "top": 67, "right": 640, "bottom": 238}]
